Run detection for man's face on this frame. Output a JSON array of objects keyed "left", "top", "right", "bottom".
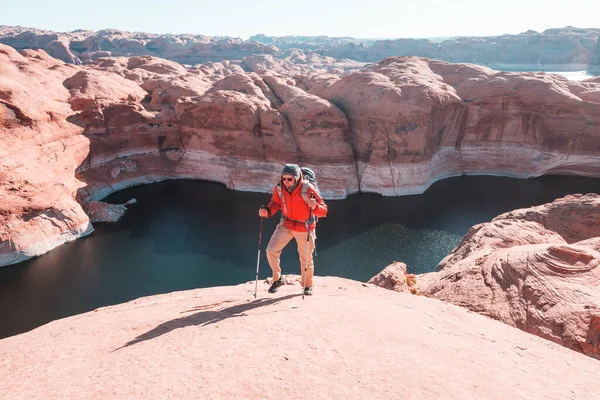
[{"left": 281, "top": 174, "right": 296, "bottom": 188}]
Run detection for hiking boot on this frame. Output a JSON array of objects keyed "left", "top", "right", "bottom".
[
  {"left": 303, "top": 286, "right": 313, "bottom": 296},
  {"left": 268, "top": 277, "right": 285, "bottom": 293}
]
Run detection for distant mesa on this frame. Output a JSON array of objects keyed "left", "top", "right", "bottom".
[
  {"left": 0, "top": 25, "right": 278, "bottom": 65},
  {"left": 1, "top": 25, "right": 599, "bottom": 73}
]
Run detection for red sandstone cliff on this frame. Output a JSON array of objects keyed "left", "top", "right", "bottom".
[
  {"left": 1, "top": 43, "right": 600, "bottom": 267},
  {"left": 0, "top": 45, "right": 91, "bottom": 266}
]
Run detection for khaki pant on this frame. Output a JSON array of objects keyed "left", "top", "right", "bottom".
[{"left": 266, "top": 220, "right": 316, "bottom": 288}]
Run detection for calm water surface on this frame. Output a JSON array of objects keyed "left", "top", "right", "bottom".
[{"left": 1, "top": 175, "right": 600, "bottom": 338}]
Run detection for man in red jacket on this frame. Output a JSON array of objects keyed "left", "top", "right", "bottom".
[{"left": 258, "top": 164, "right": 328, "bottom": 296}]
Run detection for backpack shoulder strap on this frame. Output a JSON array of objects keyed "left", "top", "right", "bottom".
[
  {"left": 276, "top": 183, "right": 287, "bottom": 215},
  {"left": 301, "top": 180, "right": 310, "bottom": 204}
]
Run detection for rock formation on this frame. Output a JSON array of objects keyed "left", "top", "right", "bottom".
[
  {"left": 313, "top": 58, "right": 600, "bottom": 195},
  {"left": 367, "top": 261, "right": 415, "bottom": 293},
  {"left": 2, "top": 39, "right": 600, "bottom": 386},
  {"left": 248, "top": 33, "right": 370, "bottom": 49},
  {"left": 252, "top": 28, "right": 600, "bottom": 73},
  {"left": 2, "top": 43, "right": 600, "bottom": 266},
  {"left": 1, "top": 276, "right": 599, "bottom": 399},
  {"left": 0, "top": 26, "right": 278, "bottom": 65},
  {"left": 589, "top": 36, "right": 600, "bottom": 74},
  {"left": 407, "top": 194, "right": 600, "bottom": 360},
  {"left": 341, "top": 27, "right": 599, "bottom": 70},
  {"left": 0, "top": 45, "right": 92, "bottom": 266},
  {"left": 3, "top": 25, "right": 599, "bottom": 72}
]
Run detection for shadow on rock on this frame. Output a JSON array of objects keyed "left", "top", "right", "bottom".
[{"left": 114, "top": 294, "right": 298, "bottom": 351}]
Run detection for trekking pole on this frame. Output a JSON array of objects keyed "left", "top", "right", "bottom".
[
  {"left": 302, "top": 194, "right": 315, "bottom": 301},
  {"left": 254, "top": 207, "right": 265, "bottom": 299}
]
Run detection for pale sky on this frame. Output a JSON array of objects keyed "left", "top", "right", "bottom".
[{"left": 1, "top": 0, "right": 598, "bottom": 39}]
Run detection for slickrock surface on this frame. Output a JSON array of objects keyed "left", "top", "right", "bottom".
[
  {"left": 2, "top": 42, "right": 600, "bottom": 266},
  {"left": 1, "top": 276, "right": 599, "bottom": 400},
  {"left": 413, "top": 194, "right": 600, "bottom": 360}
]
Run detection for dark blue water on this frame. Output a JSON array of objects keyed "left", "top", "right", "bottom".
[{"left": 1, "top": 175, "right": 600, "bottom": 339}]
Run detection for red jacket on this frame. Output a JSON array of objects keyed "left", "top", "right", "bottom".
[{"left": 265, "top": 177, "right": 327, "bottom": 232}]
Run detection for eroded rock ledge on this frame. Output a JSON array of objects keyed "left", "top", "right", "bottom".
[
  {"left": 1, "top": 43, "right": 600, "bottom": 266},
  {"left": 371, "top": 194, "right": 600, "bottom": 360}
]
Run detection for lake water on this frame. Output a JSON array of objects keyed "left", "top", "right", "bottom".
[
  {"left": 488, "top": 68, "right": 596, "bottom": 81},
  {"left": 1, "top": 175, "right": 600, "bottom": 339},
  {"left": 546, "top": 71, "right": 596, "bottom": 81}
]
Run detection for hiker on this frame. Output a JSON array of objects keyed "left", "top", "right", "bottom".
[{"left": 258, "top": 164, "right": 328, "bottom": 296}]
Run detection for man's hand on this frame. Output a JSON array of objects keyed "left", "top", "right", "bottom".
[
  {"left": 308, "top": 198, "right": 316, "bottom": 210},
  {"left": 258, "top": 207, "right": 269, "bottom": 218}
]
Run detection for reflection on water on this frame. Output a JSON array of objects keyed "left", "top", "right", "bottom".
[{"left": 1, "top": 175, "right": 600, "bottom": 339}]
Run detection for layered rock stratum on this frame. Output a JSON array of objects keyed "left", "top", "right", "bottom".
[
  {"left": 1, "top": 42, "right": 600, "bottom": 266},
  {"left": 1, "top": 276, "right": 599, "bottom": 399}
]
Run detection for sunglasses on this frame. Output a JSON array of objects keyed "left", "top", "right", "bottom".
[{"left": 282, "top": 177, "right": 295, "bottom": 182}]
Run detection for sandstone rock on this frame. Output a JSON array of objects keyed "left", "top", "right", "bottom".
[
  {"left": 278, "top": 93, "right": 353, "bottom": 164},
  {"left": 315, "top": 56, "right": 600, "bottom": 195},
  {"left": 437, "top": 219, "right": 567, "bottom": 270},
  {"left": 1, "top": 276, "right": 600, "bottom": 399},
  {"left": 2, "top": 46, "right": 600, "bottom": 266},
  {"left": 415, "top": 194, "right": 600, "bottom": 360},
  {"left": 587, "top": 34, "right": 600, "bottom": 74},
  {"left": 208, "top": 73, "right": 271, "bottom": 101},
  {"left": 320, "top": 27, "right": 600, "bottom": 71},
  {"left": 297, "top": 72, "right": 340, "bottom": 92},
  {"left": 83, "top": 200, "right": 128, "bottom": 223},
  {"left": 367, "top": 261, "right": 411, "bottom": 293},
  {"left": 63, "top": 69, "right": 148, "bottom": 111},
  {"left": 0, "top": 44, "right": 91, "bottom": 266},
  {"left": 242, "top": 54, "right": 289, "bottom": 73},
  {"left": 92, "top": 56, "right": 157, "bottom": 84},
  {"left": 576, "top": 237, "right": 600, "bottom": 252},
  {"left": 3, "top": 25, "right": 600, "bottom": 73},
  {"left": 493, "top": 193, "right": 600, "bottom": 243},
  {"left": 175, "top": 90, "right": 267, "bottom": 159},
  {"left": 191, "top": 60, "right": 245, "bottom": 76},
  {"left": 127, "top": 55, "right": 187, "bottom": 75},
  {"left": 141, "top": 74, "right": 213, "bottom": 110},
  {"left": 0, "top": 26, "right": 278, "bottom": 65}
]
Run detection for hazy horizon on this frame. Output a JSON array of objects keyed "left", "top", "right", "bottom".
[
  {"left": 1, "top": 0, "right": 598, "bottom": 40},
  {"left": 1, "top": 23, "right": 594, "bottom": 42}
]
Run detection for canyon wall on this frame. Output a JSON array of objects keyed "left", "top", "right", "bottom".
[{"left": 1, "top": 44, "right": 600, "bottom": 266}]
